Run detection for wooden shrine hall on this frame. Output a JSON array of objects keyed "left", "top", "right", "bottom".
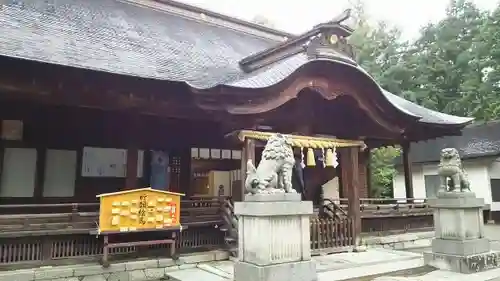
[{"left": 0, "top": 0, "right": 472, "bottom": 267}]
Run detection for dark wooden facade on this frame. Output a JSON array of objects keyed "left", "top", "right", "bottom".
[{"left": 0, "top": 56, "right": 377, "bottom": 206}]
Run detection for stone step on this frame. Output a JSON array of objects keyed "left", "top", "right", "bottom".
[
  {"left": 317, "top": 257, "right": 425, "bottom": 281},
  {"left": 167, "top": 268, "right": 230, "bottom": 281}
]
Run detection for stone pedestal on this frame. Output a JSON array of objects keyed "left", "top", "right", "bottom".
[
  {"left": 233, "top": 193, "right": 317, "bottom": 281},
  {"left": 424, "top": 192, "right": 500, "bottom": 273}
]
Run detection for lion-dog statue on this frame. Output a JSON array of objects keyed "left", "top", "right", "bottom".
[
  {"left": 437, "top": 148, "right": 471, "bottom": 193},
  {"left": 245, "top": 133, "right": 296, "bottom": 194}
]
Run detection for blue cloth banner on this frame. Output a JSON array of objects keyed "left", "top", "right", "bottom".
[{"left": 150, "top": 150, "right": 170, "bottom": 191}]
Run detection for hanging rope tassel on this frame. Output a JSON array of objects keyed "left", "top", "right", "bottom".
[
  {"left": 306, "top": 148, "right": 316, "bottom": 167},
  {"left": 325, "top": 148, "right": 334, "bottom": 167},
  {"left": 300, "top": 147, "right": 306, "bottom": 168},
  {"left": 321, "top": 148, "right": 326, "bottom": 167},
  {"left": 332, "top": 147, "right": 339, "bottom": 168}
]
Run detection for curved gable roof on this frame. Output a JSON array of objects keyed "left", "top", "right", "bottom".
[{"left": 0, "top": 0, "right": 472, "bottom": 127}]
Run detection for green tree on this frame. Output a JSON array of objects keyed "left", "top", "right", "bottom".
[
  {"left": 404, "top": 0, "right": 499, "bottom": 119},
  {"left": 348, "top": 1, "right": 407, "bottom": 197},
  {"left": 474, "top": 5, "right": 500, "bottom": 119},
  {"left": 369, "top": 147, "right": 400, "bottom": 198},
  {"left": 345, "top": 0, "right": 500, "bottom": 198}
]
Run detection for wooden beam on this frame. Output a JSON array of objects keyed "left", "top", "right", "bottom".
[
  {"left": 239, "top": 138, "right": 255, "bottom": 201},
  {"left": 125, "top": 113, "right": 139, "bottom": 190},
  {"left": 364, "top": 149, "right": 372, "bottom": 197},
  {"left": 33, "top": 147, "right": 46, "bottom": 199},
  {"left": 358, "top": 149, "right": 369, "bottom": 198},
  {"left": 402, "top": 141, "right": 414, "bottom": 201},
  {"left": 340, "top": 147, "right": 361, "bottom": 244},
  {"left": 0, "top": 83, "right": 211, "bottom": 121}
]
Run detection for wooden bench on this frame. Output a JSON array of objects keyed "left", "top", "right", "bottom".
[{"left": 91, "top": 226, "right": 186, "bottom": 267}]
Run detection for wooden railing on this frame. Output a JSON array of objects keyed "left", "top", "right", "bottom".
[
  {"left": 0, "top": 227, "right": 224, "bottom": 269},
  {"left": 334, "top": 198, "right": 433, "bottom": 235},
  {"left": 0, "top": 197, "right": 435, "bottom": 268},
  {"left": 309, "top": 197, "right": 433, "bottom": 254},
  {"left": 219, "top": 198, "right": 238, "bottom": 257},
  {"left": 319, "top": 198, "right": 347, "bottom": 220},
  {"left": 0, "top": 199, "right": 226, "bottom": 237},
  {"left": 0, "top": 198, "right": 226, "bottom": 269},
  {"left": 310, "top": 217, "right": 354, "bottom": 255}
]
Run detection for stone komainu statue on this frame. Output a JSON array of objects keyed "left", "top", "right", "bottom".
[
  {"left": 437, "top": 148, "right": 471, "bottom": 193},
  {"left": 245, "top": 133, "right": 296, "bottom": 194}
]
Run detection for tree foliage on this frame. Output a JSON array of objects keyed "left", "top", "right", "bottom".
[
  {"left": 369, "top": 147, "right": 400, "bottom": 198},
  {"left": 348, "top": 0, "right": 500, "bottom": 197}
]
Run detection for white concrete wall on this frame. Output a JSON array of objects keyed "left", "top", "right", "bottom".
[{"left": 393, "top": 158, "right": 493, "bottom": 206}]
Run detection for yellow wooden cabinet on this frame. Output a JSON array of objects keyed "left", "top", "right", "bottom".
[{"left": 96, "top": 188, "right": 184, "bottom": 234}]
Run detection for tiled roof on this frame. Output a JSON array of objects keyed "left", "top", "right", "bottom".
[
  {"left": 0, "top": 0, "right": 275, "bottom": 88},
  {"left": 0, "top": 0, "right": 473, "bottom": 127},
  {"left": 395, "top": 121, "right": 500, "bottom": 164}
]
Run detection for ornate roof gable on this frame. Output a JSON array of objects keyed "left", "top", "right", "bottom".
[{"left": 239, "top": 9, "right": 356, "bottom": 73}]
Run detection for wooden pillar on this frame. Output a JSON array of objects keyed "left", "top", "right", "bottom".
[
  {"left": 125, "top": 147, "right": 138, "bottom": 189},
  {"left": 365, "top": 149, "right": 372, "bottom": 198},
  {"left": 402, "top": 142, "right": 414, "bottom": 200},
  {"left": 239, "top": 138, "right": 255, "bottom": 201},
  {"left": 33, "top": 148, "right": 46, "bottom": 199},
  {"left": 125, "top": 113, "right": 139, "bottom": 190},
  {"left": 340, "top": 147, "right": 361, "bottom": 242},
  {"left": 358, "top": 150, "right": 369, "bottom": 199},
  {"left": 180, "top": 147, "right": 191, "bottom": 195}
]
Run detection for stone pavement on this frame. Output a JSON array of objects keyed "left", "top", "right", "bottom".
[
  {"left": 3, "top": 225, "right": 500, "bottom": 281},
  {"left": 167, "top": 248, "right": 425, "bottom": 281},
  {"left": 0, "top": 250, "right": 229, "bottom": 281},
  {"left": 373, "top": 267, "right": 500, "bottom": 281},
  {"left": 168, "top": 225, "right": 500, "bottom": 281}
]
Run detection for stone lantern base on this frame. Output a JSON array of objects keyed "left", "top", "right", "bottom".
[
  {"left": 233, "top": 193, "right": 317, "bottom": 281},
  {"left": 423, "top": 192, "right": 500, "bottom": 273}
]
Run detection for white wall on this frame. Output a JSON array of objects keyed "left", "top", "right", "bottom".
[
  {"left": 393, "top": 158, "right": 493, "bottom": 206},
  {"left": 0, "top": 148, "right": 37, "bottom": 197},
  {"left": 393, "top": 165, "right": 425, "bottom": 201}
]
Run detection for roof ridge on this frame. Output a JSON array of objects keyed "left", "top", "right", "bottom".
[
  {"left": 466, "top": 119, "right": 500, "bottom": 128},
  {"left": 121, "top": 0, "right": 293, "bottom": 42},
  {"left": 239, "top": 9, "right": 356, "bottom": 73}
]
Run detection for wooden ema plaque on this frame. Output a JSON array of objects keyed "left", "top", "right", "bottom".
[{"left": 96, "top": 188, "right": 184, "bottom": 234}]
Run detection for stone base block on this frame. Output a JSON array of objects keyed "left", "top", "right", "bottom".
[
  {"left": 235, "top": 200, "right": 312, "bottom": 265},
  {"left": 424, "top": 250, "right": 500, "bottom": 274},
  {"left": 244, "top": 193, "right": 301, "bottom": 202},
  {"left": 234, "top": 260, "right": 317, "bottom": 281},
  {"left": 430, "top": 192, "right": 484, "bottom": 208},
  {"left": 431, "top": 238, "right": 490, "bottom": 256}
]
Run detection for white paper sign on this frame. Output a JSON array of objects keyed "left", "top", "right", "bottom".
[
  {"left": 210, "top": 149, "right": 221, "bottom": 159},
  {"left": 82, "top": 147, "right": 144, "bottom": 177},
  {"left": 199, "top": 148, "right": 210, "bottom": 159},
  {"left": 232, "top": 150, "right": 242, "bottom": 160},
  {"left": 191, "top": 148, "right": 199, "bottom": 159},
  {"left": 221, "top": 149, "right": 231, "bottom": 159}
]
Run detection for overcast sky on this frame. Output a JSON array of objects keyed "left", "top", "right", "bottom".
[{"left": 178, "top": 0, "right": 499, "bottom": 40}]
